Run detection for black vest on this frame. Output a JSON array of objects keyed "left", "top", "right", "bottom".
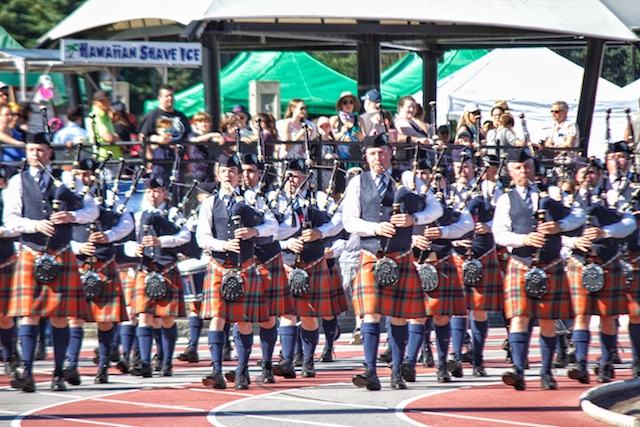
[
  {"left": 281, "top": 202, "right": 330, "bottom": 266},
  {"left": 20, "top": 169, "right": 73, "bottom": 251},
  {"left": 138, "top": 210, "right": 181, "bottom": 269},
  {"left": 360, "top": 170, "right": 413, "bottom": 254},
  {"left": 572, "top": 204, "right": 622, "bottom": 264},
  {"left": 453, "top": 195, "right": 495, "bottom": 257},
  {"left": 72, "top": 206, "right": 120, "bottom": 262},
  {"left": 208, "top": 196, "right": 255, "bottom": 265}
]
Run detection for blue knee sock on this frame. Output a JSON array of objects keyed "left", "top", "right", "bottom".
[
  {"left": 539, "top": 334, "right": 556, "bottom": 375},
  {"left": 98, "top": 327, "right": 115, "bottom": 366},
  {"left": 435, "top": 323, "right": 451, "bottom": 369},
  {"left": 162, "top": 324, "right": 178, "bottom": 362},
  {"left": 629, "top": 323, "right": 640, "bottom": 359},
  {"left": 136, "top": 326, "right": 153, "bottom": 365},
  {"left": 51, "top": 326, "right": 70, "bottom": 376},
  {"left": 208, "top": 330, "right": 225, "bottom": 372},
  {"left": 600, "top": 332, "right": 617, "bottom": 364},
  {"left": 471, "top": 319, "right": 488, "bottom": 366},
  {"left": 322, "top": 318, "right": 338, "bottom": 350},
  {"left": 300, "top": 327, "right": 319, "bottom": 362},
  {"left": 67, "top": 327, "right": 84, "bottom": 368},
  {"left": 120, "top": 324, "right": 135, "bottom": 361},
  {"left": 572, "top": 329, "right": 590, "bottom": 365},
  {"left": 235, "top": 330, "right": 253, "bottom": 375},
  {"left": 279, "top": 325, "right": 297, "bottom": 363},
  {"left": 390, "top": 324, "right": 408, "bottom": 372},
  {"left": 295, "top": 325, "right": 303, "bottom": 356},
  {"left": 154, "top": 327, "right": 163, "bottom": 357},
  {"left": 362, "top": 322, "right": 380, "bottom": 372},
  {"left": 260, "top": 326, "right": 277, "bottom": 363},
  {"left": 188, "top": 316, "right": 202, "bottom": 350},
  {"left": 406, "top": 323, "right": 426, "bottom": 365},
  {"left": 18, "top": 324, "right": 38, "bottom": 375},
  {"left": 450, "top": 317, "right": 467, "bottom": 358},
  {"left": 509, "top": 331, "right": 529, "bottom": 374}
]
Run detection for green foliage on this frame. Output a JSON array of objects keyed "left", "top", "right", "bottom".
[{"left": 552, "top": 46, "right": 640, "bottom": 87}]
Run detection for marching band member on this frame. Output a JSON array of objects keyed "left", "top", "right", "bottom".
[
  {"left": 344, "top": 134, "right": 443, "bottom": 390},
  {"left": 4, "top": 132, "right": 98, "bottom": 392}
]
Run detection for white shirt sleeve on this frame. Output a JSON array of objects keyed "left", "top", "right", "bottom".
[{"left": 195, "top": 197, "right": 226, "bottom": 253}]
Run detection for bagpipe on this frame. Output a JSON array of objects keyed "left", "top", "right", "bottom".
[
  {"left": 80, "top": 222, "right": 105, "bottom": 300},
  {"left": 37, "top": 160, "right": 84, "bottom": 211},
  {"left": 33, "top": 194, "right": 63, "bottom": 284},
  {"left": 219, "top": 203, "right": 247, "bottom": 302}
]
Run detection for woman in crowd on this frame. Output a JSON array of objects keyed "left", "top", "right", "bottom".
[{"left": 276, "top": 99, "right": 316, "bottom": 160}]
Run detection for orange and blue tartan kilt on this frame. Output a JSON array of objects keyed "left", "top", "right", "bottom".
[
  {"left": 452, "top": 250, "right": 504, "bottom": 312},
  {"left": 422, "top": 254, "right": 467, "bottom": 317},
  {"left": 353, "top": 251, "right": 426, "bottom": 319},
  {"left": 131, "top": 266, "right": 185, "bottom": 318},
  {"left": 566, "top": 257, "right": 627, "bottom": 317},
  {"left": 327, "top": 261, "right": 348, "bottom": 315},
  {"left": 8, "top": 248, "right": 89, "bottom": 319},
  {"left": 119, "top": 266, "right": 138, "bottom": 307},
  {"left": 0, "top": 255, "right": 17, "bottom": 315},
  {"left": 82, "top": 258, "right": 128, "bottom": 323},
  {"left": 504, "top": 257, "right": 572, "bottom": 320},
  {"left": 627, "top": 253, "right": 640, "bottom": 316},
  {"left": 258, "top": 254, "right": 296, "bottom": 317},
  {"left": 201, "top": 258, "right": 268, "bottom": 323},
  {"left": 284, "top": 258, "right": 344, "bottom": 318}
]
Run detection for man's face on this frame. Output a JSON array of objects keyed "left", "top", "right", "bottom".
[
  {"left": 606, "top": 152, "right": 629, "bottom": 176},
  {"left": 579, "top": 166, "right": 602, "bottom": 187},
  {"left": 365, "top": 145, "right": 392, "bottom": 174},
  {"left": 94, "top": 98, "right": 111, "bottom": 112},
  {"left": 507, "top": 160, "right": 534, "bottom": 187},
  {"left": 74, "top": 170, "right": 93, "bottom": 186},
  {"left": 286, "top": 170, "right": 307, "bottom": 196},
  {"left": 145, "top": 187, "right": 168, "bottom": 208},
  {"left": 219, "top": 165, "right": 240, "bottom": 189},
  {"left": 26, "top": 143, "right": 53, "bottom": 168},
  {"left": 551, "top": 105, "right": 567, "bottom": 123},
  {"left": 0, "top": 89, "right": 8, "bottom": 104},
  {"left": 242, "top": 164, "right": 261, "bottom": 188},
  {"left": 194, "top": 120, "right": 211, "bottom": 134},
  {"left": 454, "top": 160, "right": 475, "bottom": 183},
  {"left": 158, "top": 89, "right": 175, "bottom": 111},
  {"left": 234, "top": 112, "right": 249, "bottom": 126},
  {"left": 417, "top": 170, "right": 430, "bottom": 189}
]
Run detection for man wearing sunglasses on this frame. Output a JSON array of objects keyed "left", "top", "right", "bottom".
[{"left": 545, "top": 101, "right": 580, "bottom": 159}]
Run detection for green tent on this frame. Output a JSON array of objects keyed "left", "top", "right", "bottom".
[
  {"left": 145, "top": 51, "right": 357, "bottom": 117},
  {"left": 381, "top": 49, "right": 489, "bottom": 107}
]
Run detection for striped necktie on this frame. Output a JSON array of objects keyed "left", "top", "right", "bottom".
[
  {"left": 37, "top": 170, "right": 47, "bottom": 193},
  {"left": 376, "top": 174, "right": 387, "bottom": 198},
  {"left": 523, "top": 187, "right": 533, "bottom": 212}
]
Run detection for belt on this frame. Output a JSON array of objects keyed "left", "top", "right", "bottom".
[
  {"left": 511, "top": 256, "right": 563, "bottom": 272},
  {"left": 80, "top": 256, "right": 116, "bottom": 275},
  {"left": 363, "top": 248, "right": 413, "bottom": 261},
  {"left": 23, "top": 245, "right": 70, "bottom": 258},
  {"left": 211, "top": 259, "right": 255, "bottom": 275},
  {"left": 0, "top": 254, "right": 17, "bottom": 270}
]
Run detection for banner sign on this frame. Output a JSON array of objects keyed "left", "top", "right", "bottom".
[{"left": 61, "top": 39, "right": 202, "bottom": 67}]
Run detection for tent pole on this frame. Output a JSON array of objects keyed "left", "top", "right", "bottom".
[
  {"left": 17, "top": 59, "right": 26, "bottom": 102},
  {"left": 356, "top": 32, "right": 381, "bottom": 102},
  {"left": 202, "top": 30, "right": 222, "bottom": 130},
  {"left": 420, "top": 49, "right": 438, "bottom": 125},
  {"left": 63, "top": 73, "right": 82, "bottom": 107},
  {"left": 577, "top": 38, "right": 605, "bottom": 153}
]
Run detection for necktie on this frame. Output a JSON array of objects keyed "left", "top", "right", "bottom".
[
  {"left": 223, "top": 194, "right": 233, "bottom": 216},
  {"left": 523, "top": 187, "right": 533, "bottom": 212},
  {"left": 37, "top": 170, "right": 47, "bottom": 193},
  {"left": 376, "top": 174, "right": 387, "bottom": 198}
]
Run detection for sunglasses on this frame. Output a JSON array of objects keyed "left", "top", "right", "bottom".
[
  {"left": 299, "top": 106, "right": 307, "bottom": 111},
  {"left": 551, "top": 110, "right": 562, "bottom": 113},
  {"left": 472, "top": 111, "right": 481, "bottom": 115},
  {"left": 342, "top": 99, "right": 355, "bottom": 105}
]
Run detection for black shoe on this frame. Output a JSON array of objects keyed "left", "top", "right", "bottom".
[
  {"left": 553, "top": 351, "right": 569, "bottom": 368},
  {"left": 51, "top": 375, "right": 67, "bottom": 392},
  {"left": 222, "top": 343, "right": 233, "bottom": 361},
  {"left": 202, "top": 369, "right": 227, "bottom": 389},
  {"left": 401, "top": 360, "right": 417, "bottom": 382},
  {"left": 35, "top": 341, "right": 46, "bottom": 361},
  {"left": 109, "top": 348, "right": 120, "bottom": 363},
  {"left": 391, "top": 370, "right": 407, "bottom": 389},
  {"left": 611, "top": 352, "right": 622, "bottom": 364},
  {"left": 301, "top": 359, "right": 316, "bottom": 378},
  {"left": 541, "top": 372, "right": 557, "bottom": 390},
  {"left": 11, "top": 373, "right": 36, "bottom": 392},
  {"left": 95, "top": 363, "right": 109, "bottom": 384},
  {"left": 633, "top": 358, "right": 640, "bottom": 378},
  {"left": 461, "top": 348, "right": 474, "bottom": 364},
  {"left": 116, "top": 359, "right": 130, "bottom": 374},
  {"left": 597, "top": 362, "right": 614, "bottom": 383},
  {"left": 153, "top": 354, "right": 164, "bottom": 372},
  {"left": 447, "top": 356, "right": 463, "bottom": 378},
  {"left": 502, "top": 371, "right": 525, "bottom": 390},
  {"left": 64, "top": 366, "right": 82, "bottom": 386},
  {"left": 568, "top": 366, "right": 590, "bottom": 384},
  {"left": 293, "top": 351, "right": 303, "bottom": 367},
  {"left": 319, "top": 347, "right": 334, "bottom": 363},
  {"left": 378, "top": 347, "right": 392, "bottom": 364},
  {"left": 352, "top": 369, "right": 381, "bottom": 391},
  {"left": 473, "top": 364, "right": 487, "bottom": 377},
  {"left": 177, "top": 347, "right": 199, "bottom": 363},
  {"left": 437, "top": 365, "right": 451, "bottom": 383},
  {"left": 4, "top": 356, "right": 18, "bottom": 377},
  {"left": 235, "top": 373, "right": 249, "bottom": 390},
  {"left": 261, "top": 361, "right": 276, "bottom": 384},
  {"left": 131, "top": 348, "right": 141, "bottom": 367},
  {"left": 422, "top": 343, "right": 435, "bottom": 368},
  {"left": 272, "top": 360, "right": 297, "bottom": 379},
  {"left": 161, "top": 359, "right": 173, "bottom": 377},
  {"left": 131, "top": 362, "right": 153, "bottom": 378},
  {"left": 225, "top": 367, "right": 251, "bottom": 385}
]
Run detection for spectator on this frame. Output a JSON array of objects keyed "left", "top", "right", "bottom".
[
  {"left": 276, "top": 98, "right": 316, "bottom": 160},
  {"left": 489, "top": 106, "right": 505, "bottom": 131},
  {"left": 394, "top": 96, "right": 430, "bottom": 144},
  {"left": 12, "top": 102, "right": 30, "bottom": 140},
  {"left": 86, "top": 90, "right": 123, "bottom": 161},
  {"left": 149, "top": 117, "right": 180, "bottom": 181},
  {"left": 330, "top": 91, "right": 364, "bottom": 160},
  {"left": 250, "top": 113, "right": 278, "bottom": 158},
  {"left": 413, "top": 104, "right": 431, "bottom": 135},
  {"left": 188, "top": 112, "right": 222, "bottom": 182},
  {"left": 53, "top": 105, "right": 88, "bottom": 162},
  {"left": 359, "top": 89, "right": 384, "bottom": 136},
  {"left": 436, "top": 125, "right": 452, "bottom": 144},
  {"left": 457, "top": 102, "right": 483, "bottom": 143},
  {"left": 0, "top": 103, "right": 25, "bottom": 167},
  {"left": 624, "top": 97, "right": 640, "bottom": 149},
  {"left": 231, "top": 104, "right": 252, "bottom": 138},
  {"left": 485, "top": 113, "right": 522, "bottom": 155},
  {"left": 545, "top": 100, "right": 580, "bottom": 157},
  {"left": 0, "top": 82, "right": 8, "bottom": 105}
]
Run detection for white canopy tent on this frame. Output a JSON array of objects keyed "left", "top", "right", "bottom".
[{"left": 414, "top": 48, "right": 632, "bottom": 159}]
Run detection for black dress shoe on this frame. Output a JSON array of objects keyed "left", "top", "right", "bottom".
[
  {"left": 51, "top": 375, "right": 67, "bottom": 392},
  {"left": 272, "top": 360, "right": 296, "bottom": 379},
  {"left": 4, "top": 356, "right": 18, "bottom": 377},
  {"left": 390, "top": 370, "right": 407, "bottom": 390},
  {"left": 235, "top": 373, "right": 249, "bottom": 390},
  {"left": 131, "top": 362, "right": 153, "bottom": 378},
  {"left": 116, "top": 359, "right": 130, "bottom": 374},
  {"left": 461, "top": 348, "right": 475, "bottom": 364},
  {"left": 352, "top": 369, "right": 381, "bottom": 391},
  {"left": 568, "top": 366, "right": 590, "bottom": 384},
  {"left": 202, "top": 369, "right": 226, "bottom": 389},
  {"left": 597, "top": 362, "right": 614, "bottom": 383},
  {"left": 541, "top": 372, "right": 557, "bottom": 390},
  {"left": 553, "top": 351, "right": 569, "bottom": 368},
  {"left": 161, "top": 360, "right": 173, "bottom": 377},
  {"left": 502, "top": 371, "right": 526, "bottom": 390},
  {"left": 633, "top": 358, "right": 640, "bottom": 378},
  {"left": 319, "top": 347, "right": 334, "bottom": 363},
  {"left": 261, "top": 361, "right": 276, "bottom": 384},
  {"left": 153, "top": 354, "right": 164, "bottom": 372},
  {"left": 400, "top": 360, "right": 416, "bottom": 382},
  {"left": 473, "top": 364, "right": 487, "bottom": 377},
  {"left": 301, "top": 359, "right": 316, "bottom": 378},
  {"left": 222, "top": 343, "right": 233, "bottom": 361},
  {"left": 64, "top": 366, "right": 81, "bottom": 386},
  {"left": 11, "top": 373, "right": 36, "bottom": 392},
  {"left": 109, "top": 348, "right": 120, "bottom": 363},
  {"left": 437, "top": 366, "right": 451, "bottom": 383},
  {"left": 422, "top": 343, "right": 435, "bottom": 368},
  {"left": 292, "top": 351, "right": 303, "bottom": 367},
  {"left": 95, "top": 363, "right": 109, "bottom": 384},
  {"left": 447, "top": 356, "right": 463, "bottom": 378},
  {"left": 177, "top": 348, "right": 200, "bottom": 363}
]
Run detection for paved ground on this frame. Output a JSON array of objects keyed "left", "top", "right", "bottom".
[{"left": 0, "top": 327, "right": 628, "bottom": 427}]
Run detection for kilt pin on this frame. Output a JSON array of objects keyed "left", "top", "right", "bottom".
[
  {"left": 354, "top": 250, "right": 426, "bottom": 319},
  {"left": 131, "top": 266, "right": 185, "bottom": 318},
  {"left": 504, "top": 257, "right": 572, "bottom": 320},
  {"left": 284, "top": 257, "right": 345, "bottom": 318},
  {"left": 201, "top": 258, "right": 268, "bottom": 323},
  {"left": 423, "top": 254, "right": 466, "bottom": 317},
  {"left": 452, "top": 250, "right": 505, "bottom": 312},
  {"left": 566, "top": 257, "right": 627, "bottom": 317},
  {"left": 8, "top": 248, "right": 89, "bottom": 319},
  {"left": 81, "top": 258, "right": 128, "bottom": 323}
]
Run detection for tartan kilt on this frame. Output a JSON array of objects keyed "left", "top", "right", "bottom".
[
  {"left": 258, "top": 254, "right": 296, "bottom": 317},
  {"left": 422, "top": 254, "right": 467, "bottom": 317},
  {"left": 627, "top": 253, "right": 640, "bottom": 316},
  {"left": 131, "top": 266, "right": 185, "bottom": 318},
  {"left": 119, "top": 267, "right": 138, "bottom": 307},
  {"left": 327, "top": 261, "right": 348, "bottom": 314},
  {"left": 452, "top": 251, "right": 504, "bottom": 312},
  {"left": 566, "top": 257, "right": 627, "bottom": 317},
  {"left": 284, "top": 258, "right": 344, "bottom": 318},
  {"left": 0, "top": 256, "right": 17, "bottom": 315},
  {"left": 504, "top": 257, "right": 572, "bottom": 320},
  {"left": 353, "top": 251, "right": 426, "bottom": 319},
  {"left": 8, "top": 248, "right": 89, "bottom": 319},
  {"left": 82, "top": 258, "right": 128, "bottom": 323},
  {"left": 201, "top": 258, "right": 268, "bottom": 323}
]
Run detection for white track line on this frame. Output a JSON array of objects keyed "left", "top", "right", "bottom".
[
  {"left": 221, "top": 412, "right": 357, "bottom": 426},
  {"left": 92, "top": 397, "right": 205, "bottom": 412}
]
